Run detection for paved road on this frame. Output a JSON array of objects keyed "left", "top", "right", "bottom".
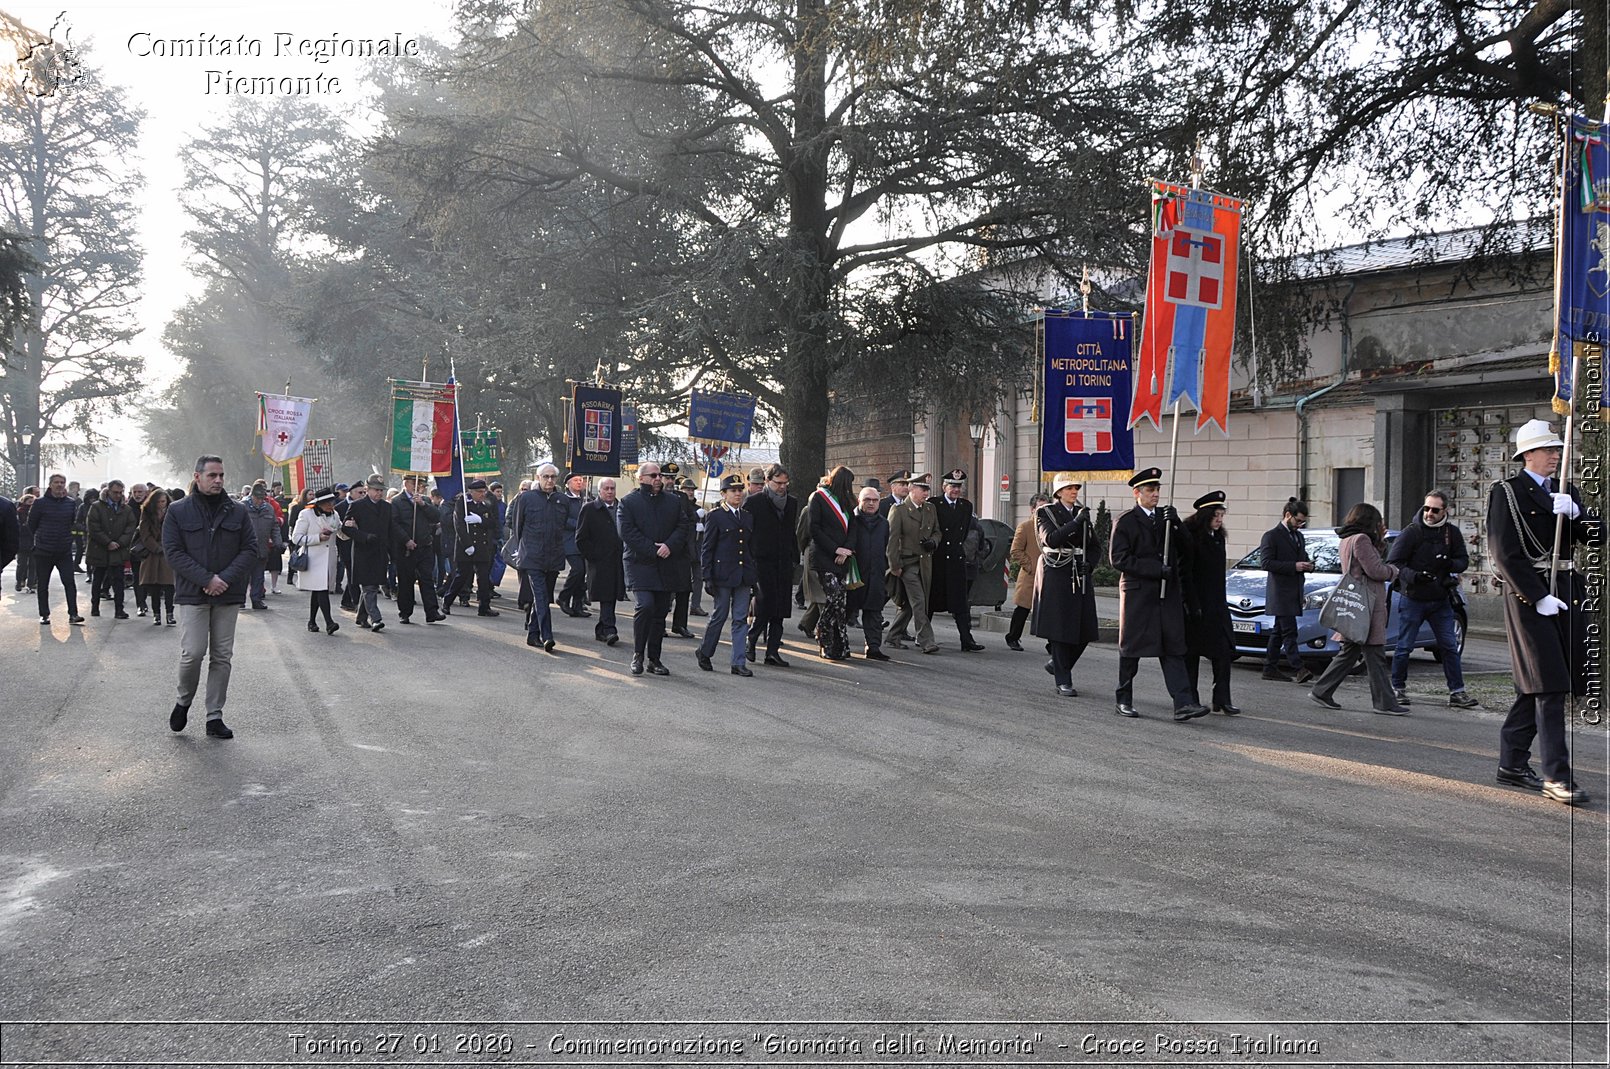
[{"left": 0, "top": 582, "right": 1604, "bottom": 1066}]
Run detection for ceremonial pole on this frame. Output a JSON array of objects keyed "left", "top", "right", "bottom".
[{"left": 1160, "top": 140, "right": 1207, "bottom": 601}]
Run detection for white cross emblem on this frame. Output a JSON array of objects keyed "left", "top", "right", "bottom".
[{"left": 1165, "top": 226, "right": 1226, "bottom": 309}]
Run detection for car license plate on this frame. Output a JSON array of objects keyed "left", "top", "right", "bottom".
[{"left": 1232, "top": 621, "right": 1259, "bottom": 634}]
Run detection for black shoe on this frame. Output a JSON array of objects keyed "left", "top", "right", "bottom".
[
  {"left": 398, "top": 616, "right": 416, "bottom": 625},
  {"left": 1309, "top": 692, "right": 1342, "bottom": 710},
  {"left": 477, "top": 608, "right": 500, "bottom": 617},
  {"left": 166, "top": 615, "right": 176, "bottom": 626},
  {"left": 763, "top": 654, "right": 790, "bottom": 667},
  {"left": 630, "top": 655, "right": 645, "bottom": 675},
  {"left": 865, "top": 649, "right": 891, "bottom": 661},
  {"left": 1261, "top": 667, "right": 1292, "bottom": 682},
  {"left": 576, "top": 607, "right": 592, "bottom": 617},
  {"left": 1045, "top": 658, "right": 1055, "bottom": 675},
  {"left": 39, "top": 617, "right": 49, "bottom": 625},
  {"left": 1496, "top": 765, "right": 1545, "bottom": 792},
  {"left": 561, "top": 608, "right": 584, "bottom": 618},
  {"left": 671, "top": 627, "right": 695, "bottom": 639},
  {"left": 962, "top": 641, "right": 986, "bottom": 652},
  {"left": 114, "top": 610, "right": 130, "bottom": 619},
  {"left": 308, "top": 622, "right": 321, "bottom": 633},
  {"left": 152, "top": 616, "right": 164, "bottom": 626},
  {"left": 527, "top": 635, "right": 542, "bottom": 648},
  {"left": 137, "top": 607, "right": 148, "bottom": 617},
  {"left": 1371, "top": 705, "right": 1410, "bottom": 717},
  {"left": 1056, "top": 684, "right": 1075, "bottom": 697},
  {"left": 1114, "top": 703, "right": 1139, "bottom": 718},
  {"left": 440, "top": 602, "right": 452, "bottom": 615},
  {"left": 1214, "top": 703, "right": 1242, "bottom": 716},
  {"left": 1291, "top": 668, "right": 1315, "bottom": 685},
  {"left": 1005, "top": 638, "right": 1024, "bottom": 651},
  {"left": 205, "top": 719, "right": 234, "bottom": 739},
  {"left": 325, "top": 622, "right": 339, "bottom": 635},
  {"left": 250, "top": 602, "right": 266, "bottom": 611},
  {"left": 696, "top": 652, "right": 713, "bottom": 671},
  {"left": 647, "top": 661, "right": 670, "bottom": 676},
  {"left": 426, "top": 613, "right": 447, "bottom": 623},
  {"left": 1392, "top": 688, "right": 1413, "bottom": 706},
  {"left": 606, "top": 633, "right": 620, "bottom": 647},
  {"left": 1173, "top": 704, "right": 1211, "bottom": 721},
  {"left": 169, "top": 703, "right": 189, "bottom": 732},
  {"left": 544, "top": 639, "right": 556, "bottom": 653},
  {"left": 69, "top": 614, "right": 85, "bottom": 624},
  {"left": 1543, "top": 780, "right": 1589, "bottom": 805},
  {"left": 90, "top": 607, "right": 100, "bottom": 617},
  {"left": 690, "top": 608, "right": 708, "bottom": 617},
  {"left": 370, "top": 621, "right": 385, "bottom": 633},
  {"left": 731, "top": 664, "right": 753, "bottom": 677},
  {"left": 746, "top": 647, "right": 757, "bottom": 661},
  {"left": 1448, "top": 690, "right": 1480, "bottom": 709}
]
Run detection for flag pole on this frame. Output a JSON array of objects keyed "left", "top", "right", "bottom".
[{"left": 1160, "top": 397, "right": 1183, "bottom": 600}]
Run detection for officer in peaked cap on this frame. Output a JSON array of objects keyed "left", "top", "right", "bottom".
[
  {"left": 695, "top": 472, "right": 757, "bottom": 675},
  {"left": 1180, "top": 489, "right": 1239, "bottom": 716},
  {"left": 929, "top": 468, "right": 984, "bottom": 651},
  {"left": 1487, "top": 418, "right": 1605, "bottom": 804},
  {"left": 1110, "top": 466, "right": 1207, "bottom": 720},
  {"left": 879, "top": 470, "right": 914, "bottom": 520}
]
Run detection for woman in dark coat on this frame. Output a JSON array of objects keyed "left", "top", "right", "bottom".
[
  {"left": 742, "top": 465, "right": 800, "bottom": 665},
  {"left": 1031, "top": 474, "right": 1101, "bottom": 696},
  {"left": 847, "top": 486, "right": 890, "bottom": 659},
  {"left": 1180, "top": 491, "right": 1238, "bottom": 714},
  {"left": 807, "top": 466, "right": 857, "bottom": 660}
]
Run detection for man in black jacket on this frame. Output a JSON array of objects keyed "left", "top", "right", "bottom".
[
  {"left": 929, "top": 469, "right": 984, "bottom": 652},
  {"left": 1386, "top": 489, "right": 1476, "bottom": 709},
  {"left": 1486, "top": 419, "right": 1604, "bottom": 805},
  {"left": 1110, "top": 468, "right": 1205, "bottom": 721},
  {"left": 1257, "top": 498, "right": 1315, "bottom": 683},
  {"left": 619, "top": 462, "right": 692, "bottom": 675},
  {"left": 391, "top": 474, "right": 445, "bottom": 625},
  {"left": 848, "top": 486, "right": 891, "bottom": 661},
  {"left": 27, "top": 473, "right": 83, "bottom": 625},
  {"left": 344, "top": 476, "right": 393, "bottom": 632},
  {"left": 742, "top": 464, "right": 800, "bottom": 666},
  {"left": 574, "top": 477, "right": 625, "bottom": 644},
  {"left": 163, "top": 455, "right": 259, "bottom": 739}
]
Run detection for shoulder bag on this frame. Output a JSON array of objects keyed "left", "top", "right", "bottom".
[{"left": 1317, "top": 537, "right": 1374, "bottom": 644}]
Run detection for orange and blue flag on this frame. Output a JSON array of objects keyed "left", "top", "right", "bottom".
[{"left": 1130, "top": 181, "right": 1242, "bottom": 434}]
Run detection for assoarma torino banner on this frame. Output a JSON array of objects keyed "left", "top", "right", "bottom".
[
  {"left": 1040, "top": 310, "right": 1136, "bottom": 481},
  {"left": 570, "top": 385, "right": 623, "bottom": 476},
  {"left": 389, "top": 380, "right": 457, "bottom": 476}
]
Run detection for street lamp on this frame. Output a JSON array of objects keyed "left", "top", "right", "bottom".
[{"left": 968, "top": 419, "right": 986, "bottom": 508}]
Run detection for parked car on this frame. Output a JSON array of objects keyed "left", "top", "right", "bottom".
[{"left": 1224, "top": 527, "right": 1467, "bottom": 663}]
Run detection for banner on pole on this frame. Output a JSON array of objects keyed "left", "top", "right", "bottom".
[
  {"left": 257, "top": 393, "right": 316, "bottom": 463},
  {"left": 301, "top": 438, "right": 334, "bottom": 491},
  {"left": 688, "top": 389, "right": 756, "bottom": 444},
  {"left": 1132, "top": 181, "right": 1242, "bottom": 434},
  {"left": 1041, "top": 310, "right": 1136, "bottom": 481},
  {"left": 459, "top": 430, "right": 502, "bottom": 478},
  {"left": 1556, "top": 116, "right": 1610, "bottom": 418},
  {"left": 389, "top": 380, "right": 457, "bottom": 476},
  {"left": 570, "top": 385, "right": 623, "bottom": 476},
  {"left": 620, "top": 404, "right": 640, "bottom": 467}
]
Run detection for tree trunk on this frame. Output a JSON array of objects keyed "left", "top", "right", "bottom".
[{"left": 777, "top": 0, "right": 833, "bottom": 497}]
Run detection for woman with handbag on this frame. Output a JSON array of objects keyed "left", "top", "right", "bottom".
[
  {"left": 136, "top": 489, "right": 175, "bottom": 626},
  {"left": 292, "top": 487, "right": 343, "bottom": 635},
  {"left": 1308, "top": 502, "right": 1406, "bottom": 715},
  {"left": 807, "top": 466, "right": 858, "bottom": 661}
]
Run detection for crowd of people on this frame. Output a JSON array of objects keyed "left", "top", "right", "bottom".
[{"left": 0, "top": 417, "right": 1597, "bottom": 805}]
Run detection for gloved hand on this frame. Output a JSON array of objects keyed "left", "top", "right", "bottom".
[
  {"left": 464, "top": 545, "right": 475, "bottom": 556},
  {"left": 1158, "top": 505, "right": 1179, "bottom": 524},
  {"left": 1551, "top": 493, "right": 1580, "bottom": 519},
  {"left": 1536, "top": 594, "right": 1568, "bottom": 616},
  {"left": 1159, "top": 565, "right": 1175, "bottom": 581}
]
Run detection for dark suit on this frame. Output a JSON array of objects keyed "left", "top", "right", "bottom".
[
  {"left": 1487, "top": 470, "right": 1604, "bottom": 781},
  {"left": 619, "top": 486, "right": 692, "bottom": 661},
  {"left": 574, "top": 498, "right": 625, "bottom": 639},
  {"left": 1110, "top": 505, "right": 1193, "bottom": 710},
  {"left": 389, "top": 491, "right": 441, "bottom": 621},
  {"left": 697, "top": 503, "right": 757, "bottom": 666},
  {"left": 1258, "top": 520, "right": 1310, "bottom": 671},
  {"left": 743, "top": 491, "right": 799, "bottom": 657},
  {"left": 345, "top": 495, "right": 393, "bottom": 626},
  {"left": 930, "top": 493, "right": 977, "bottom": 644},
  {"left": 848, "top": 510, "right": 890, "bottom": 653}
]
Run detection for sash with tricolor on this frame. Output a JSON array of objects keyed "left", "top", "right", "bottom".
[
  {"left": 1554, "top": 114, "right": 1610, "bottom": 419},
  {"left": 389, "top": 379, "right": 457, "bottom": 476},
  {"left": 1130, "top": 181, "right": 1243, "bottom": 434}
]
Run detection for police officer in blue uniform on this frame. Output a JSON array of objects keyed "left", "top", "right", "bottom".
[{"left": 696, "top": 473, "right": 758, "bottom": 676}]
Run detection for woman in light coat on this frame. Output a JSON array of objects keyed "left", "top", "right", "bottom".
[
  {"left": 292, "top": 487, "right": 343, "bottom": 635},
  {"left": 1309, "top": 502, "right": 1403, "bottom": 715},
  {"left": 1004, "top": 493, "right": 1049, "bottom": 650}
]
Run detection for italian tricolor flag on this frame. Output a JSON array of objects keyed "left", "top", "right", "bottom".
[{"left": 389, "top": 380, "right": 457, "bottom": 476}]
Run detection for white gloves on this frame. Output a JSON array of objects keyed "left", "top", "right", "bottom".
[
  {"left": 1536, "top": 594, "right": 1568, "bottom": 617},
  {"left": 464, "top": 545, "right": 475, "bottom": 556},
  {"left": 1550, "top": 493, "right": 1580, "bottom": 519},
  {"left": 464, "top": 511, "right": 483, "bottom": 525}
]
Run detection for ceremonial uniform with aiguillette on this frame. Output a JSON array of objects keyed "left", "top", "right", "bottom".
[
  {"left": 442, "top": 480, "right": 501, "bottom": 616},
  {"left": 929, "top": 469, "right": 983, "bottom": 651},
  {"left": 1487, "top": 419, "right": 1604, "bottom": 803},
  {"left": 1031, "top": 476, "right": 1101, "bottom": 694},
  {"left": 1110, "top": 468, "right": 1204, "bottom": 719}
]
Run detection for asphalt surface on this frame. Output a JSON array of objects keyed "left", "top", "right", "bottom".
[{"left": 0, "top": 578, "right": 1605, "bottom": 1067}]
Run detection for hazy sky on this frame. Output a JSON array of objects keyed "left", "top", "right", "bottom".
[{"left": 5, "top": 1, "right": 458, "bottom": 480}]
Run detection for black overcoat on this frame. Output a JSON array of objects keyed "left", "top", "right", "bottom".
[
  {"left": 1180, "top": 522, "right": 1234, "bottom": 659},
  {"left": 619, "top": 486, "right": 691, "bottom": 592},
  {"left": 1487, "top": 472, "right": 1604, "bottom": 695},
  {"left": 1258, "top": 521, "right": 1310, "bottom": 617},
  {"left": 344, "top": 496, "right": 393, "bottom": 587},
  {"left": 848, "top": 510, "right": 889, "bottom": 611},
  {"left": 390, "top": 492, "right": 440, "bottom": 550},
  {"left": 1031, "top": 502, "right": 1100, "bottom": 645},
  {"left": 929, "top": 494, "right": 973, "bottom": 614},
  {"left": 808, "top": 490, "right": 855, "bottom": 580},
  {"left": 574, "top": 499, "right": 626, "bottom": 602},
  {"left": 1110, "top": 505, "right": 1186, "bottom": 658},
  {"left": 743, "top": 491, "right": 799, "bottom": 620}
]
